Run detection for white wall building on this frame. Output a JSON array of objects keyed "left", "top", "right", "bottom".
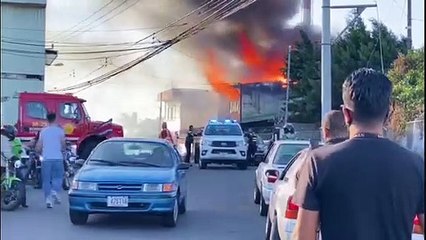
[{"left": 1, "top": 0, "right": 52, "bottom": 125}]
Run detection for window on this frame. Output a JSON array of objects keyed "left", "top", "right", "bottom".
[
  {"left": 88, "top": 141, "right": 175, "bottom": 168},
  {"left": 273, "top": 143, "right": 309, "bottom": 165},
  {"left": 60, "top": 103, "right": 81, "bottom": 120},
  {"left": 204, "top": 124, "right": 243, "bottom": 136},
  {"left": 26, "top": 102, "right": 47, "bottom": 119}
]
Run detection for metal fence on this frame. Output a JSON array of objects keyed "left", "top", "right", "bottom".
[{"left": 388, "top": 119, "right": 424, "bottom": 157}]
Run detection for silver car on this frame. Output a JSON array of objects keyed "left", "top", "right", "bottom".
[{"left": 254, "top": 140, "right": 310, "bottom": 216}]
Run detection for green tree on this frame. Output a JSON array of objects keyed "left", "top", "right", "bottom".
[
  {"left": 388, "top": 48, "right": 424, "bottom": 136},
  {"left": 284, "top": 30, "right": 321, "bottom": 123},
  {"left": 285, "top": 14, "right": 407, "bottom": 123}
]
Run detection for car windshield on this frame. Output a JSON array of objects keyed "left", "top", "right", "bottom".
[
  {"left": 273, "top": 143, "right": 309, "bottom": 165},
  {"left": 87, "top": 141, "right": 174, "bottom": 168},
  {"left": 204, "top": 124, "right": 242, "bottom": 136}
]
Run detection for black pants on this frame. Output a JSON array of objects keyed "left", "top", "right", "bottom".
[{"left": 185, "top": 143, "right": 192, "bottom": 163}]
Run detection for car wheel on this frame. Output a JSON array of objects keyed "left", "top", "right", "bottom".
[
  {"left": 269, "top": 214, "right": 281, "bottom": 240},
  {"left": 237, "top": 162, "right": 248, "bottom": 170},
  {"left": 259, "top": 196, "right": 268, "bottom": 216},
  {"left": 254, "top": 184, "right": 261, "bottom": 204},
  {"left": 178, "top": 196, "right": 186, "bottom": 214},
  {"left": 199, "top": 160, "right": 207, "bottom": 169},
  {"left": 265, "top": 214, "right": 272, "bottom": 240},
  {"left": 163, "top": 198, "right": 179, "bottom": 227},
  {"left": 69, "top": 210, "right": 88, "bottom": 225}
]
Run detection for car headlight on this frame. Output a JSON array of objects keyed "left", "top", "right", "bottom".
[
  {"left": 71, "top": 180, "right": 97, "bottom": 191},
  {"left": 142, "top": 183, "right": 177, "bottom": 192},
  {"left": 237, "top": 140, "right": 246, "bottom": 147}
]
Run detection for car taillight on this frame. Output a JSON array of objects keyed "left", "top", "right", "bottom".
[
  {"left": 413, "top": 215, "right": 423, "bottom": 234},
  {"left": 265, "top": 169, "right": 279, "bottom": 183},
  {"left": 285, "top": 195, "right": 299, "bottom": 219}
]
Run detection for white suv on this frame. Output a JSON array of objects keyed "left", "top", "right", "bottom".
[{"left": 199, "top": 120, "right": 248, "bottom": 170}]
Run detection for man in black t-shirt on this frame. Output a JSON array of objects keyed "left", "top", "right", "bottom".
[
  {"left": 293, "top": 68, "right": 424, "bottom": 240},
  {"left": 184, "top": 125, "right": 194, "bottom": 163}
]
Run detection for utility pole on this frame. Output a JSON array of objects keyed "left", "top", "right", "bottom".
[
  {"left": 238, "top": 83, "right": 243, "bottom": 122},
  {"left": 159, "top": 92, "right": 163, "bottom": 129},
  {"left": 321, "top": 2, "right": 377, "bottom": 123},
  {"left": 321, "top": 0, "right": 332, "bottom": 123},
  {"left": 284, "top": 45, "right": 292, "bottom": 125},
  {"left": 407, "top": 0, "right": 412, "bottom": 49}
]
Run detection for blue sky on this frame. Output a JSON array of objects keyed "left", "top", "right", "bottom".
[{"left": 309, "top": 0, "right": 424, "bottom": 48}]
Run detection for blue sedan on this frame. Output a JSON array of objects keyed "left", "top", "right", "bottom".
[{"left": 68, "top": 138, "right": 190, "bottom": 227}]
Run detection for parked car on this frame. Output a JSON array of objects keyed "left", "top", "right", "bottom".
[
  {"left": 254, "top": 140, "right": 310, "bottom": 216},
  {"left": 265, "top": 149, "right": 424, "bottom": 240},
  {"left": 68, "top": 138, "right": 190, "bottom": 227}
]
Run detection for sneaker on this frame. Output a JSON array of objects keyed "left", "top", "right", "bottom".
[
  {"left": 51, "top": 192, "right": 61, "bottom": 205},
  {"left": 46, "top": 199, "right": 53, "bottom": 209}
]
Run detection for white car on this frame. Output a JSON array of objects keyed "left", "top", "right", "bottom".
[
  {"left": 254, "top": 140, "right": 310, "bottom": 216},
  {"left": 199, "top": 120, "right": 248, "bottom": 170},
  {"left": 265, "top": 149, "right": 425, "bottom": 240}
]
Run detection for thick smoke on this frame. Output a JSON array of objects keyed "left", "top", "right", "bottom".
[{"left": 188, "top": 0, "right": 320, "bottom": 58}]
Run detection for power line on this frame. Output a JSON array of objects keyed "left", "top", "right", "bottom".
[
  {"left": 49, "top": 0, "right": 258, "bottom": 93},
  {"left": 3, "top": 24, "right": 187, "bottom": 33},
  {"left": 50, "top": 0, "right": 116, "bottom": 41},
  {"left": 60, "top": 0, "right": 140, "bottom": 41},
  {"left": 1, "top": 43, "right": 162, "bottom": 55}
]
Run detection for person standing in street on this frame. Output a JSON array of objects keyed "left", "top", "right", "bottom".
[
  {"left": 292, "top": 68, "right": 424, "bottom": 240},
  {"left": 36, "top": 113, "right": 66, "bottom": 208},
  {"left": 159, "top": 122, "right": 175, "bottom": 146},
  {"left": 184, "top": 125, "right": 194, "bottom": 163}
]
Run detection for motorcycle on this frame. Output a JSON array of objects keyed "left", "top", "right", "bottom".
[
  {"left": 1, "top": 153, "right": 23, "bottom": 211},
  {"left": 27, "top": 149, "right": 42, "bottom": 189},
  {"left": 62, "top": 142, "right": 77, "bottom": 191}
]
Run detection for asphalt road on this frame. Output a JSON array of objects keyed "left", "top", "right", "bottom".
[{"left": 1, "top": 166, "right": 265, "bottom": 240}]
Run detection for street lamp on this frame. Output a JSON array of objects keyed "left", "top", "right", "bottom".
[{"left": 45, "top": 49, "right": 58, "bottom": 66}]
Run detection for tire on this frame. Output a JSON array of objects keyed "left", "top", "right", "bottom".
[
  {"left": 178, "top": 196, "right": 186, "bottom": 214},
  {"left": 163, "top": 199, "right": 179, "bottom": 227},
  {"left": 62, "top": 176, "right": 70, "bottom": 191},
  {"left": 1, "top": 181, "right": 22, "bottom": 211},
  {"left": 199, "top": 159, "right": 207, "bottom": 169},
  {"left": 237, "top": 162, "right": 248, "bottom": 170},
  {"left": 69, "top": 210, "right": 88, "bottom": 225},
  {"left": 79, "top": 140, "right": 100, "bottom": 160},
  {"left": 265, "top": 215, "right": 272, "bottom": 240},
  {"left": 254, "top": 184, "right": 261, "bottom": 204},
  {"left": 259, "top": 196, "right": 268, "bottom": 216},
  {"left": 269, "top": 215, "right": 281, "bottom": 240},
  {"left": 34, "top": 170, "right": 42, "bottom": 189}
]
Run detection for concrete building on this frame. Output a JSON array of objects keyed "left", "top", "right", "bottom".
[
  {"left": 1, "top": 0, "right": 56, "bottom": 124},
  {"left": 158, "top": 88, "right": 229, "bottom": 134}
]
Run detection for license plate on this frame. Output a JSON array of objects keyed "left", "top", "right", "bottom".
[
  {"left": 143, "top": 184, "right": 162, "bottom": 192},
  {"left": 107, "top": 196, "right": 128, "bottom": 207}
]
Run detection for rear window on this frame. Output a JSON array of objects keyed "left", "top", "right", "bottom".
[
  {"left": 273, "top": 143, "right": 309, "bottom": 165},
  {"left": 88, "top": 141, "right": 174, "bottom": 168},
  {"left": 204, "top": 124, "right": 242, "bottom": 136}
]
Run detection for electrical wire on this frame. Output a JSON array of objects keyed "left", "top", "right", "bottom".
[
  {"left": 60, "top": 0, "right": 140, "bottom": 41},
  {"left": 55, "top": 0, "right": 130, "bottom": 41},
  {"left": 1, "top": 43, "right": 162, "bottom": 55},
  {"left": 375, "top": 1, "right": 385, "bottom": 73},
  {"left": 49, "top": 0, "right": 258, "bottom": 93},
  {"left": 50, "top": 0, "right": 116, "bottom": 41}
]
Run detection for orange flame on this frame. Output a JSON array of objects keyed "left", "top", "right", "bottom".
[
  {"left": 203, "top": 31, "right": 288, "bottom": 100},
  {"left": 203, "top": 50, "right": 240, "bottom": 101}
]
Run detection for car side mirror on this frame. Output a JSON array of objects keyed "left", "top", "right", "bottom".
[
  {"left": 177, "top": 163, "right": 190, "bottom": 170},
  {"left": 74, "top": 159, "right": 86, "bottom": 168}
]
